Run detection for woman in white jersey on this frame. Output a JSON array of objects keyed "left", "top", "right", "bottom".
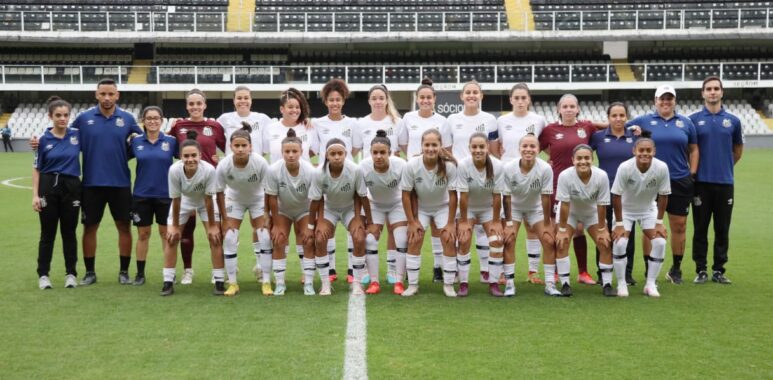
[
  {"left": 217, "top": 86, "right": 273, "bottom": 157},
  {"left": 309, "top": 138, "right": 370, "bottom": 295},
  {"left": 266, "top": 129, "right": 319, "bottom": 296},
  {"left": 555, "top": 144, "right": 614, "bottom": 297},
  {"left": 400, "top": 128, "right": 459, "bottom": 297},
  {"left": 161, "top": 131, "right": 224, "bottom": 296},
  {"left": 353, "top": 84, "right": 402, "bottom": 286},
  {"left": 456, "top": 132, "right": 505, "bottom": 297},
  {"left": 441, "top": 80, "right": 498, "bottom": 284},
  {"left": 611, "top": 132, "right": 671, "bottom": 298},
  {"left": 263, "top": 88, "right": 318, "bottom": 163},
  {"left": 493, "top": 83, "right": 548, "bottom": 285},
  {"left": 397, "top": 78, "right": 448, "bottom": 283},
  {"left": 359, "top": 130, "right": 409, "bottom": 295},
  {"left": 215, "top": 123, "right": 270, "bottom": 297},
  {"left": 314, "top": 79, "right": 358, "bottom": 283},
  {"left": 501, "top": 134, "right": 559, "bottom": 297}
]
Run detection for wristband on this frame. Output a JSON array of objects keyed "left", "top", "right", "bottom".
[
  {"left": 558, "top": 227, "right": 567, "bottom": 232},
  {"left": 505, "top": 221, "right": 514, "bottom": 227},
  {"left": 308, "top": 224, "right": 315, "bottom": 229},
  {"left": 598, "top": 227, "right": 607, "bottom": 232},
  {"left": 655, "top": 219, "right": 663, "bottom": 225},
  {"left": 615, "top": 222, "right": 624, "bottom": 228}
]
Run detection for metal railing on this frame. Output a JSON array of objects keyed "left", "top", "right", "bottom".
[
  {"left": 0, "top": 62, "right": 771, "bottom": 85},
  {"left": 0, "top": 8, "right": 771, "bottom": 33}
]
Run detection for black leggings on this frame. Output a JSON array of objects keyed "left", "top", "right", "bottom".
[
  {"left": 2, "top": 136, "right": 12, "bottom": 152},
  {"left": 37, "top": 173, "right": 81, "bottom": 277}
]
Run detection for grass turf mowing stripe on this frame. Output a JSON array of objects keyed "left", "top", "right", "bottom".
[{"left": 344, "top": 293, "right": 368, "bottom": 380}]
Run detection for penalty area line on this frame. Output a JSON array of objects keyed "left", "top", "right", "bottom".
[{"left": 343, "top": 293, "right": 368, "bottom": 380}]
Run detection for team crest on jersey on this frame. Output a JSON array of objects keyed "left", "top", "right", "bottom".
[
  {"left": 296, "top": 183, "right": 307, "bottom": 193},
  {"left": 322, "top": 183, "right": 329, "bottom": 190},
  {"left": 252, "top": 122, "right": 260, "bottom": 130},
  {"left": 301, "top": 135, "right": 308, "bottom": 142},
  {"left": 465, "top": 176, "right": 473, "bottom": 183},
  {"left": 698, "top": 120, "right": 706, "bottom": 126},
  {"left": 161, "top": 141, "right": 170, "bottom": 151},
  {"left": 529, "top": 179, "right": 541, "bottom": 191},
  {"left": 137, "top": 145, "right": 144, "bottom": 151},
  {"left": 203, "top": 127, "right": 213, "bottom": 136},
  {"left": 675, "top": 120, "right": 684, "bottom": 128},
  {"left": 193, "top": 183, "right": 205, "bottom": 192},
  {"left": 722, "top": 119, "right": 732, "bottom": 128},
  {"left": 484, "top": 179, "right": 494, "bottom": 189},
  {"left": 87, "top": 120, "right": 95, "bottom": 125},
  {"left": 435, "top": 178, "right": 447, "bottom": 186},
  {"left": 248, "top": 174, "right": 259, "bottom": 183},
  {"left": 626, "top": 137, "right": 633, "bottom": 143},
  {"left": 475, "top": 123, "right": 486, "bottom": 133},
  {"left": 278, "top": 181, "right": 286, "bottom": 188},
  {"left": 387, "top": 179, "right": 398, "bottom": 188},
  {"left": 650, "top": 121, "right": 657, "bottom": 126},
  {"left": 343, "top": 129, "right": 352, "bottom": 138},
  {"left": 577, "top": 128, "right": 587, "bottom": 138},
  {"left": 590, "top": 190, "right": 599, "bottom": 200},
  {"left": 70, "top": 136, "right": 79, "bottom": 145},
  {"left": 646, "top": 178, "right": 657, "bottom": 188},
  {"left": 180, "top": 128, "right": 188, "bottom": 135},
  {"left": 555, "top": 133, "right": 564, "bottom": 140},
  {"left": 341, "top": 183, "right": 352, "bottom": 192},
  {"left": 116, "top": 118, "right": 125, "bottom": 127},
  {"left": 527, "top": 124, "right": 536, "bottom": 134},
  {"left": 604, "top": 138, "right": 611, "bottom": 143}
]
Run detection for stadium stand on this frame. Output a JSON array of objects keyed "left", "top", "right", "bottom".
[{"left": 7, "top": 102, "right": 143, "bottom": 139}]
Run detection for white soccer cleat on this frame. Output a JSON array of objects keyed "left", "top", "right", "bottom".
[
  {"left": 401, "top": 284, "right": 419, "bottom": 297},
  {"left": 181, "top": 268, "right": 194, "bottom": 285},
  {"left": 319, "top": 281, "right": 332, "bottom": 296},
  {"left": 39, "top": 276, "right": 53, "bottom": 290},
  {"left": 64, "top": 274, "right": 77, "bottom": 289},
  {"left": 617, "top": 283, "right": 629, "bottom": 297},
  {"left": 543, "top": 283, "right": 562, "bottom": 297},
  {"left": 504, "top": 283, "right": 516, "bottom": 297},
  {"left": 443, "top": 284, "right": 457, "bottom": 297},
  {"left": 303, "top": 282, "right": 316, "bottom": 296},
  {"left": 643, "top": 285, "right": 660, "bottom": 298}
]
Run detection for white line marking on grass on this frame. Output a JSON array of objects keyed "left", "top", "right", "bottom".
[
  {"left": 343, "top": 293, "right": 368, "bottom": 380},
  {"left": 1, "top": 177, "right": 32, "bottom": 190}
]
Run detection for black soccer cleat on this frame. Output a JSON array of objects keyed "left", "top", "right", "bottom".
[
  {"left": 433, "top": 267, "right": 443, "bottom": 283},
  {"left": 213, "top": 281, "right": 226, "bottom": 295},
  {"left": 665, "top": 267, "right": 683, "bottom": 285},
  {"left": 693, "top": 271, "right": 709, "bottom": 284},
  {"left": 602, "top": 284, "right": 616, "bottom": 297},
  {"left": 133, "top": 274, "right": 146, "bottom": 286},
  {"left": 160, "top": 281, "right": 174, "bottom": 296},
  {"left": 626, "top": 273, "right": 637, "bottom": 286},
  {"left": 560, "top": 283, "right": 573, "bottom": 297},
  {"left": 711, "top": 271, "right": 732, "bottom": 284},
  {"left": 80, "top": 271, "right": 97, "bottom": 286},
  {"left": 118, "top": 271, "right": 132, "bottom": 285}
]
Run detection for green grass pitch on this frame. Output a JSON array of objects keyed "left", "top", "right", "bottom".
[{"left": 0, "top": 150, "right": 771, "bottom": 379}]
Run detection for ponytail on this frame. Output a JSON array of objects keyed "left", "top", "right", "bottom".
[
  {"left": 230, "top": 121, "right": 252, "bottom": 143},
  {"left": 47, "top": 95, "right": 71, "bottom": 116},
  {"left": 181, "top": 130, "right": 201, "bottom": 151}
]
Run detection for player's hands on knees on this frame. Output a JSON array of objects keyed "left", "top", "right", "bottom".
[
  {"left": 441, "top": 223, "right": 456, "bottom": 245},
  {"left": 655, "top": 223, "right": 667, "bottom": 239},
  {"left": 207, "top": 223, "right": 221, "bottom": 245},
  {"left": 596, "top": 228, "right": 611, "bottom": 249},
  {"left": 556, "top": 229, "right": 570, "bottom": 250},
  {"left": 457, "top": 219, "right": 472, "bottom": 243},
  {"left": 271, "top": 225, "right": 287, "bottom": 246},
  {"left": 166, "top": 226, "right": 181, "bottom": 244},
  {"left": 366, "top": 223, "right": 381, "bottom": 239},
  {"left": 612, "top": 225, "right": 626, "bottom": 241},
  {"left": 408, "top": 221, "right": 424, "bottom": 245},
  {"left": 487, "top": 223, "right": 504, "bottom": 242},
  {"left": 316, "top": 223, "right": 332, "bottom": 241}
]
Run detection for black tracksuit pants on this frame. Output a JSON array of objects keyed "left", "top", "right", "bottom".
[
  {"left": 692, "top": 182, "right": 734, "bottom": 274},
  {"left": 37, "top": 173, "right": 81, "bottom": 277}
]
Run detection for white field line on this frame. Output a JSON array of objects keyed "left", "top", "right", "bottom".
[
  {"left": 343, "top": 293, "right": 368, "bottom": 380},
  {"left": 1, "top": 177, "right": 32, "bottom": 190}
]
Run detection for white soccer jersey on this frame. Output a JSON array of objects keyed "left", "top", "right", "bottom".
[
  {"left": 611, "top": 157, "right": 671, "bottom": 214},
  {"left": 262, "top": 120, "right": 319, "bottom": 163},
  {"left": 352, "top": 115, "right": 400, "bottom": 159},
  {"left": 168, "top": 160, "right": 217, "bottom": 206},
  {"left": 399, "top": 155, "right": 458, "bottom": 209},
  {"left": 556, "top": 166, "right": 611, "bottom": 216},
  {"left": 397, "top": 111, "right": 447, "bottom": 157},
  {"left": 502, "top": 157, "right": 553, "bottom": 211},
  {"left": 456, "top": 156, "right": 504, "bottom": 209},
  {"left": 215, "top": 153, "right": 269, "bottom": 204},
  {"left": 441, "top": 111, "right": 498, "bottom": 159},
  {"left": 359, "top": 156, "right": 406, "bottom": 207},
  {"left": 496, "top": 111, "right": 546, "bottom": 162},
  {"left": 308, "top": 160, "right": 367, "bottom": 210},
  {"left": 313, "top": 115, "right": 356, "bottom": 160},
  {"left": 217, "top": 111, "right": 273, "bottom": 156},
  {"left": 264, "top": 159, "right": 315, "bottom": 212}
]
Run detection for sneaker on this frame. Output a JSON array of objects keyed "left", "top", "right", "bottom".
[
  {"left": 118, "top": 271, "right": 132, "bottom": 285},
  {"left": 617, "top": 283, "right": 629, "bottom": 297},
  {"left": 361, "top": 274, "right": 371, "bottom": 285},
  {"left": 479, "top": 271, "right": 489, "bottom": 283},
  {"left": 303, "top": 283, "right": 315, "bottom": 296},
  {"left": 273, "top": 284, "right": 286, "bottom": 296},
  {"left": 401, "top": 284, "right": 418, "bottom": 297},
  {"left": 346, "top": 274, "right": 354, "bottom": 284},
  {"left": 387, "top": 271, "right": 397, "bottom": 284},
  {"left": 560, "top": 283, "right": 573, "bottom": 297},
  {"left": 602, "top": 283, "right": 616, "bottom": 297},
  {"left": 527, "top": 271, "right": 544, "bottom": 285},
  {"left": 694, "top": 271, "right": 709, "bottom": 284},
  {"left": 39, "top": 276, "right": 53, "bottom": 290},
  {"left": 160, "top": 281, "right": 174, "bottom": 296},
  {"left": 432, "top": 267, "right": 443, "bottom": 283},
  {"left": 212, "top": 281, "right": 226, "bottom": 296},
  {"left": 544, "top": 283, "right": 562, "bottom": 297},
  {"left": 458, "top": 282, "right": 469, "bottom": 297},
  {"left": 133, "top": 275, "right": 145, "bottom": 286},
  {"left": 626, "top": 273, "right": 637, "bottom": 286},
  {"left": 665, "top": 267, "right": 683, "bottom": 284},
  {"left": 319, "top": 281, "right": 332, "bottom": 296},
  {"left": 393, "top": 282, "right": 405, "bottom": 295},
  {"left": 261, "top": 281, "right": 273, "bottom": 296},
  {"left": 252, "top": 264, "right": 262, "bottom": 282},
  {"left": 711, "top": 271, "right": 732, "bottom": 284},
  {"left": 643, "top": 284, "right": 660, "bottom": 297},
  {"left": 180, "top": 269, "right": 194, "bottom": 285},
  {"left": 80, "top": 271, "right": 97, "bottom": 286},
  {"left": 64, "top": 274, "right": 77, "bottom": 288},
  {"left": 443, "top": 284, "right": 457, "bottom": 297},
  {"left": 351, "top": 282, "right": 365, "bottom": 296},
  {"left": 224, "top": 283, "right": 240, "bottom": 296},
  {"left": 504, "top": 283, "right": 516, "bottom": 297},
  {"left": 489, "top": 283, "right": 504, "bottom": 297},
  {"left": 577, "top": 272, "right": 595, "bottom": 285},
  {"left": 365, "top": 282, "right": 381, "bottom": 295},
  {"left": 329, "top": 269, "right": 338, "bottom": 282}
]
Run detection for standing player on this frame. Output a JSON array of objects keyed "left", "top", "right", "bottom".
[
  {"left": 263, "top": 88, "right": 317, "bottom": 163},
  {"left": 611, "top": 133, "right": 671, "bottom": 297},
  {"left": 491, "top": 83, "right": 548, "bottom": 285},
  {"left": 501, "top": 135, "right": 559, "bottom": 296},
  {"left": 441, "top": 81, "right": 498, "bottom": 284},
  {"left": 129, "top": 106, "right": 177, "bottom": 285},
  {"left": 217, "top": 86, "right": 272, "bottom": 157},
  {"left": 308, "top": 139, "right": 369, "bottom": 295},
  {"left": 215, "top": 124, "right": 270, "bottom": 296},
  {"left": 456, "top": 133, "right": 505, "bottom": 297},
  {"left": 32, "top": 96, "right": 80, "bottom": 289},
  {"left": 555, "top": 145, "right": 615, "bottom": 297},
  {"left": 689, "top": 76, "right": 743, "bottom": 284},
  {"left": 539, "top": 94, "right": 598, "bottom": 285},
  {"left": 359, "top": 130, "right": 409, "bottom": 295},
  {"left": 161, "top": 132, "right": 224, "bottom": 296},
  {"left": 397, "top": 78, "right": 448, "bottom": 283},
  {"left": 400, "top": 129, "right": 459, "bottom": 297},
  {"left": 265, "top": 129, "right": 318, "bottom": 295},
  {"left": 626, "top": 85, "right": 698, "bottom": 285},
  {"left": 168, "top": 89, "right": 226, "bottom": 285}
]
